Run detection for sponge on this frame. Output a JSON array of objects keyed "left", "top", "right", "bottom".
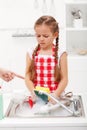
[{"left": 34, "top": 86, "right": 50, "bottom": 102}]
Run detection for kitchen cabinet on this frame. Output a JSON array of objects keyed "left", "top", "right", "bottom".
[
  {"left": 67, "top": 56, "right": 87, "bottom": 93},
  {"left": 65, "top": 0, "right": 87, "bottom": 55}
]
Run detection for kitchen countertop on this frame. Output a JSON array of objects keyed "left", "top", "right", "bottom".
[{"left": 0, "top": 92, "right": 87, "bottom": 127}]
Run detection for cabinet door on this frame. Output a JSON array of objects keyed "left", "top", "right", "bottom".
[{"left": 67, "top": 57, "right": 87, "bottom": 93}]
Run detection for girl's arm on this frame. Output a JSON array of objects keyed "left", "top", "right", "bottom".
[
  {"left": 55, "top": 52, "right": 68, "bottom": 97},
  {"left": 25, "top": 53, "right": 36, "bottom": 99}
]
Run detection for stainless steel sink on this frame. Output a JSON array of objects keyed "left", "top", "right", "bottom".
[{"left": 5, "top": 95, "right": 85, "bottom": 118}]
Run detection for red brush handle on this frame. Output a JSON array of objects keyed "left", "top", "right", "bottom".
[{"left": 28, "top": 97, "right": 34, "bottom": 108}]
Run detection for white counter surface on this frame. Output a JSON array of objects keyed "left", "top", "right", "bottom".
[{"left": 0, "top": 92, "right": 87, "bottom": 128}]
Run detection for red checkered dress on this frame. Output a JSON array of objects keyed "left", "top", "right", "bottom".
[{"left": 33, "top": 45, "right": 59, "bottom": 92}]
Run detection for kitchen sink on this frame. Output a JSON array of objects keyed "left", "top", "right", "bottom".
[{"left": 5, "top": 94, "right": 85, "bottom": 118}]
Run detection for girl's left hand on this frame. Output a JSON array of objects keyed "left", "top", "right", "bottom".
[{"left": 49, "top": 92, "right": 58, "bottom": 104}]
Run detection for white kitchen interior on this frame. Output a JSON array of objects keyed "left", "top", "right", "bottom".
[{"left": 0, "top": 0, "right": 87, "bottom": 130}]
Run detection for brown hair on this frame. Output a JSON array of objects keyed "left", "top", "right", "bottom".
[{"left": 29, "top": 15, "right": 60, "bottom": 82}]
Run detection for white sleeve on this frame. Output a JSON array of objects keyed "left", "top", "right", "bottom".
[{"left": 58, "top": 43, "right": 67, "bottom": 62}]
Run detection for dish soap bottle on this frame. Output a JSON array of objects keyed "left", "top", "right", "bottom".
[{"left": 0, "top": 86, "right": 4, "bottom": 119}]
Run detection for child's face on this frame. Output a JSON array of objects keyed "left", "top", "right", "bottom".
[{"left": 35, "top": 24, "right": 57, "bottom": 50}]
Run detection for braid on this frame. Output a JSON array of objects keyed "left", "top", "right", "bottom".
[
  {"left": 32, "top": 44, "right": 40, "bottom": 59},
  {"left": 55, "top": 37, "right": 59, "bottom": 62},
  {"left": 54, "top": 36, "right": 60, "bottom": 82},
  {"left": 29, "top": 44, "right": 40, "bottom": 81}
]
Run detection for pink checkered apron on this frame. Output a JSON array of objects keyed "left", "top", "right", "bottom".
[{"left": 34, "top": 45, "right": 59, "bottom": 92}]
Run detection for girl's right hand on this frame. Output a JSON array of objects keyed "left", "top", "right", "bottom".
[{"left": 31, "top": 91, "right": 37, "bottom": 103}]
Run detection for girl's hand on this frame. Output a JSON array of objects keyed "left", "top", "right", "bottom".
[
  {"left": 31, "top": 91, "right": 37, "bottom": 103},
  {"left": 49, "top": 92, "right": 59, "bottom": 104}
]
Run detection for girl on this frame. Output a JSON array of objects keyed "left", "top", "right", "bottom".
[{"left": 25, "top": 15, "right": 68, "bottom": 103}]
